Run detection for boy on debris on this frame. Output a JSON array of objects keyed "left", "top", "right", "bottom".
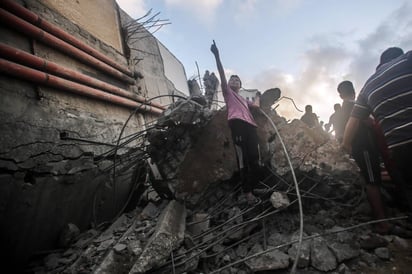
[{"left": 210, "top": 40, "right": 260, "bottom": 205}]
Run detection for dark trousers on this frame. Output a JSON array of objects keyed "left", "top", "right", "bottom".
[
  {"left": 229, "top": 119, "right": 260, "bottom": 193},
  {"left": 352, "top": 127, "right": 382, "bottom": 185},
  {"left": 392, "top": 142, "right": 412, "bottom": 213}
]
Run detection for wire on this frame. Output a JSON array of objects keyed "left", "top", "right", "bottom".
[{"left": 258, "top": 108, "right": 303, "bottom": 274}]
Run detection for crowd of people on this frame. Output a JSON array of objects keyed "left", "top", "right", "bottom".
[
  {"left": 302, "top": 47, "right": 412, "bottom": 236},
  {"left": 210, "top": 41, "right": 412, "bottom": 235}
]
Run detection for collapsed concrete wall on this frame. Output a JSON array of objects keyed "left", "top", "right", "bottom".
[{"left": 0, "top": 0, "right": 188, "bottom": 267}]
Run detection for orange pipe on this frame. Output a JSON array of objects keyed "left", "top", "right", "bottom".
[
  {"left": 1, "top": 0, "right": 133, "bottom": 77},
  {"left": 0, "top": 43, "right": 165, "bottom": 110},
  {"left": 0, "top": 58, "right": 163, "bottom": 115},
  {"left": 0, "top": 8, "right": 136, "bottom": 85}
]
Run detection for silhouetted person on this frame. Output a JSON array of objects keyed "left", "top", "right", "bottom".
[
  {"left": 337, "top": 80, "right": 393, "bottom": 234},
  {"left": 300, "top": 105, "right": 319, "bottom": 128},
  {"left": 205, "top": 72, "right": 219, "bottom": 108},
  {"left": 325, "top": 103, "right": 343, "bottom": 141},
  {"left": 343, "top": 47, "right": 412, "bottom": 232}
]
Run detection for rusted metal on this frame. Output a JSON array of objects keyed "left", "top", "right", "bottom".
[
  {"left": 0, "top": 8, "right": 136, "bottom": 84},
  {"left": 0, "top": 43, "right": 165, "bottom": 110},
  {"left": 0, "top": 58, "right": 163, "bottom": 115}
]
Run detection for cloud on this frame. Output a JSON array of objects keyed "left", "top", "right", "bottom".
[
  {"left": 164, "top": 0, "right": 223, "bottom": 24},
  {"left": 232, "top": 0, "right": 303, "bottom": 25},
  {"left": 270, "top": 0, "right": 303, "bottom": 15},
  {"left": 233, "top": 0, "right": 258, "bottom": 22},
  {"left": 246, "top": 44, "right": 350, "bottom": 123},
  {"left": 349, "top": 2, "right": 412, "bottom": 87},
  {"left": 247, "top": 2, "right": 412, "bottom": 123}
]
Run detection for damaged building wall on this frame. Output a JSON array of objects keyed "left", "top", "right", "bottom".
[
  {"left": 0, "top": 0, "right": 188, "bottom": 267},
  {"left": 118, "top": 9, "right": 189, "bottom": 106},
  {"left": 39, "top": 0, "right": 124, "bottom": 52},
  {"left": 157, "top": 41, "right": 189, "bottom": 96}
]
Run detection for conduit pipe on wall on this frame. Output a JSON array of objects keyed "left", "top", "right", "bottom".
[
  {"left": 0, "top": 58, "right": 163, "bottom": 115},
  {"left": 0, "top": 43, "right": 165, "bottom": 110},
  {"left": 0, "top": 0, "right": 134, "bottom": 77},
  {"left": 0, "top": 8, "right": 136, "bottom": 85}
]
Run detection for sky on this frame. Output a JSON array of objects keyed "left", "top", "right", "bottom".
[{"left": 116, "top": 0, "right": 412, "bottom": 123}]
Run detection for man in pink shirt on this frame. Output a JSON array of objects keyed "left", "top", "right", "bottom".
[{"left": 211, "top": 41, "right": 260, "bottom": 204}]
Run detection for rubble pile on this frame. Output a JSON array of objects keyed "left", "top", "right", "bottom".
[{"left": 26, "top": 98, "right": 412, "bottom": 273}]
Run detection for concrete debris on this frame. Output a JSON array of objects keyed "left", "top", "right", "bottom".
[
  {"left": 58, "top": 223, "right": 80, "bottom": 248},
  {"left": 24, "top": 98, "right": 412, "bottom": 273},
  {"left": 328, "top": 242, "right": 360, "bottom": 263},
  {"left": 288, "top": 231, "right": 311, "bottom": 268},
  {"left": 129, "top": 200, "right": 186, "bottom": 274},
  {"left": 139, "top": 202, "right": 160, "bottom": 220},
  {"left": 245, "top": 244, "right": 290, "bottom": 271},
  {"left": 310, "top": 236, "right": 338, "bottom": 271},
  {"left": 374, "top": 247, "right": 390, "bottom": 260},
  {"left": 187, "top": 212, "right": 210, "bottom": 236},
  {"left": 270, "top": 191, "right": 290, "bottom": 209}
]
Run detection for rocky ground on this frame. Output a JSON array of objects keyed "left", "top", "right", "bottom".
[
  {"left": 24, "top": 174, "right": 412, "bottom": 274},
  {"left": 23, "top": 97, "right": 412, "bottom": 273}
]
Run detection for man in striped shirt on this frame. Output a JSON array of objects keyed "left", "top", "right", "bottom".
[{"left": 343, "top": 47, "right": 412, "bottom": 217}]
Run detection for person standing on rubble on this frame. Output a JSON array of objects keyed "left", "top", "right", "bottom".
[
  {"left": 325, "top": 103, "right": 343, "bottom": 141},
  {"left": 203, "top": 70, "right": 220, "bottom": 109},
  {"left": 337, "top": 80, "right": 391, "bottom": 235},
  {"left": 209, "top": 72, "right": 219, "bottom": 108},
  {"left": 300, "top": 105, "right": 320, "bottom": 128},
  {"left": 343, "top": 47, "right": 412, "bottom": 231},
  {"left": 210, "top": 40, "right": 260, "bottom": 205}
]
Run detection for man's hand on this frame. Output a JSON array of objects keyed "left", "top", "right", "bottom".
[{"left": 210, "top": 40, "right": 219, "bottom": 56}]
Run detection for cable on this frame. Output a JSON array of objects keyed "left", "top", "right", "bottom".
[{"left": 258, "top": 108, "right": 303, "bottom": 274}]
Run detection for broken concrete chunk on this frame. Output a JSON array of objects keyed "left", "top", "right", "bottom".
[
  {"left": 310, "top": 236, "right": 337, "bottom": 271},
  {"left": 245, "top": 245, "right": 290, "bottom": 271},
  {"left": 267, "top": 232, "right": 290, "bottom": 253},
  {"left": 374, "top": 247, "right": 390, "bottom": 260},
  {"left": 187, "top": 212, "right": 210, "bottom": 236},
  {"left": 140, "top": 202, "right": 159, "bottom": 220},
  {"left": 128, "top": 240, "right": 143, "bottom": 256},
  {"left": 113, "top": 243, "right": 127, "bottom": 253},
  {"left": 129, "top": 200, "right": 186, "bottom": 274},
  {"left": 288, "top": 231, "right": 311, "bottom": 268},
  {"left": 58, "top": 223, "right": 80, "bottom": 248},
  {"left": 328, "top": 242, "right": 360, "bottom": 263},
  {"left": 270, "top": 191, "right": 290, "bottom": 208},
  {"left": 97, "top": 238, "right": 115, "bottom": 252}
]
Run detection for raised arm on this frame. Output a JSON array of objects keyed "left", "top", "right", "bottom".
[{"left": 210, "top": 40, "right": 228, "bottom": 93}]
